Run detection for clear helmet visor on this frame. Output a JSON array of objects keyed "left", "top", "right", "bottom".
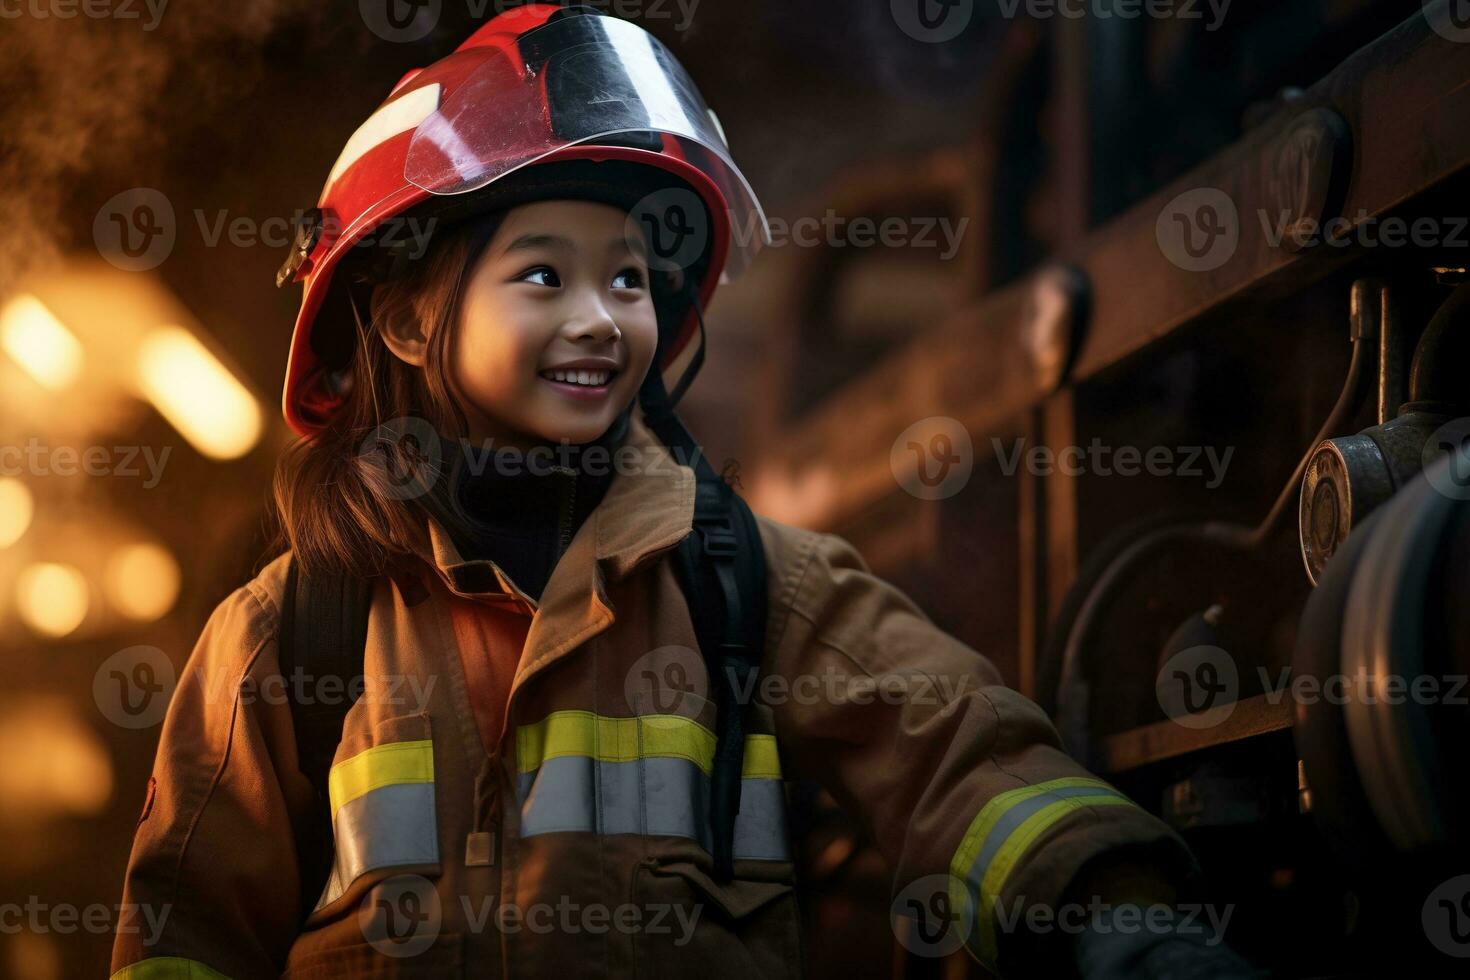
[{"left": 405, "top": 14, "right": 769, "bottom": 279}]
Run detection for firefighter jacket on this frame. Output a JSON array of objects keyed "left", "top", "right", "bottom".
[{"left": 111, "top": 410, "right": 1196, "bottom": 979}]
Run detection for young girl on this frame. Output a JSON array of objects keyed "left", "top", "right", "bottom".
[{"left": 112, "top": 6, "right": 1254, "bottom": 979}]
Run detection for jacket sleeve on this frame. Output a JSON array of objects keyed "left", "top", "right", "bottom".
[
  {"left": 111, "top": 580, "right": 313, "bottom": 979},
  {"left": 758, "top": 521, "right": 1199, "bottom": 979}
]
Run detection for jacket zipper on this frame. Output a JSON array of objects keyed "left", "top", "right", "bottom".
[{"left": 556, "top": 470, "right": 577, "bottom": 557}]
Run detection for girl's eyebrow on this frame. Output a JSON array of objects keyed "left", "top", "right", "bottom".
[
  {"left": 501, "top": 233, "right": 646, "bottom": 260},
  {"left": 502, "top": 232, "right": 572, "bottom": 256}
]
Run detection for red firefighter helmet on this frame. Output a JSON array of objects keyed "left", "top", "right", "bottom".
[{"left": 276, "top": 3, "right": 768, "bottom": 437}]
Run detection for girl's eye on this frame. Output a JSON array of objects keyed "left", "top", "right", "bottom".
[
  {"left": 612, "top": 267, "right": 646, "bottom": 290},
  {"left": 516, "top": 266, "right": 560, "bottom": 287}
]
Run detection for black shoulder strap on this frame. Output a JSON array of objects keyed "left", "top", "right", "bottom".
[
  {"left": 673, "top": 473, "right": 769, "bottom": 881},
  {"left": 279, "top": 557, "right": 375, "bottom": 922},
  {"left": 639, "top": 360, "right": 769, "bottom": 882}
]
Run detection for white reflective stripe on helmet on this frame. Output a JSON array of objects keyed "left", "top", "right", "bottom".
[{"left": 326, "top": 83, "right": 442, "bottom": 192}]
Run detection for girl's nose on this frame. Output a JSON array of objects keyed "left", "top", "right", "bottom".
[{"left": 564, "top": 301, "right": 622, "bottom": 344}]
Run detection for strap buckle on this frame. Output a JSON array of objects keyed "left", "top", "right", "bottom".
[{"left": 698, "top": 521, "right": 738, "bottom": 558}]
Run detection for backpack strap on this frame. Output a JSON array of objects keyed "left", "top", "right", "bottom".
[
  {"left": 640, "top": 359, "right": 769, "bottom": 882},
  {"left": 278, "top": 556, "right": 376, "bottom": 922}
]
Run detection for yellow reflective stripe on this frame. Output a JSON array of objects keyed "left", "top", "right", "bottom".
[
  {"left": 110, "top": 958, "right": 233, "bottom": 980},
  {"left": 947, "top": 777, "right": 1130, "bottom": 968},
  {"left": 742, "top": 734, "right": 782, "bottom": 779},
  {"left": 974, "top": 795, "right": 1134, "bottom": 961},
  {"left": 327, "top": 739, "right": 434, "bottom": 818},
  {"left": 949, "top": 777, "right": 1113, "bottom": 882},
  {"left": 517, "top": 710, "right": 782, "bottom": 779}
]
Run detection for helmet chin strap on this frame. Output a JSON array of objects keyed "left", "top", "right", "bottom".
[{"left": 639, "top": 275, "right": 708, "bottom": 440}]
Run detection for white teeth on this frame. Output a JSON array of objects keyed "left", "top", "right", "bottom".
[{"left": 542, "top": 368, "right": 611, "bottom": 386}]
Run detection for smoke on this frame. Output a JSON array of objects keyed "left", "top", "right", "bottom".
[{"left": 0, "top": 1, "right": 333, "bottom": 296}]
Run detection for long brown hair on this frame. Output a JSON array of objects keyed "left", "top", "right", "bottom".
[{"left": 260, "top": 213, "right": 507, "bottom": 580}]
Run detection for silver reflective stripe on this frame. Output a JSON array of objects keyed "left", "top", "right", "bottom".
[
  {"left": 315, "top": 782, "right": 439, "bottom": 911},
  {"left": 517, "top": 755, "right": 790, "bottom": 861},
  {"left": 964, "top": 782, "right": 1123, "bottom": 888}
]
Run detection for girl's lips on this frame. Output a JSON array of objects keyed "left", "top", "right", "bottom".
[{"left": 540, "top": 375, "right": 612, "bottom": 402}]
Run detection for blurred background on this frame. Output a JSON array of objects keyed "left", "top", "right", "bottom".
[{"left": 3, "top": 1, "right": 1469, "bottom": 977}]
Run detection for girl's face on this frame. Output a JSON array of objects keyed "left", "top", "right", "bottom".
[{"left": 437, "top": 199, "right": 661, "bottom": 448}]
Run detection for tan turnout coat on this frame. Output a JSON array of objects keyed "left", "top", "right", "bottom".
[{"left": 111, "top": 412, "right": 1192, "bottom": 979}]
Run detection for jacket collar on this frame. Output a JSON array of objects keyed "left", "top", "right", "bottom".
[{"left": 418, "top": 408, "right": 695, "bottom": 700}]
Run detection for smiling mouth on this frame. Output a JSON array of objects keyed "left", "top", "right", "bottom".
[{"left": 539, "top": 368, "right": 615, "bottom": 387}]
